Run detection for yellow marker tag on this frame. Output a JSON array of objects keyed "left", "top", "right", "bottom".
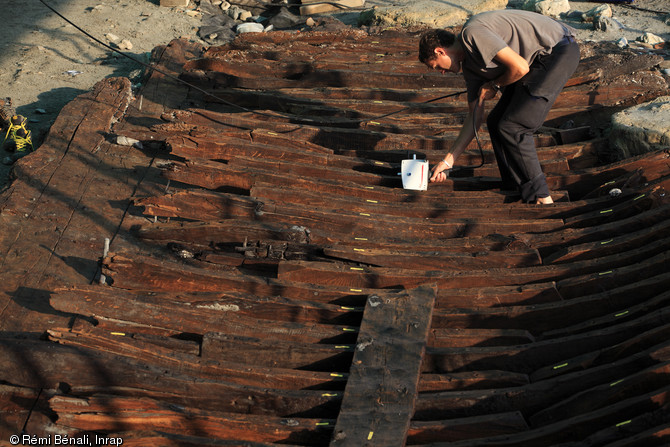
[
  {"left": 341, "top": 306, "right": 355, "bottom": 310},
  {"left": 600, "top": 209, "right": 613, "bottom": 214},
  {"left": 553, "top": 362, "right": 569, "bottom": 370},
  {"left": 330, "top": 373, "right": 344, "bottom": 377},
  {"left": 350, "top": 288, "right": 363, "bottom": 292},
  {"left": 634, "top": 194, "right": 645, "bottom": 201},
  {"left": 369, "top": 121, "right": 380, "bottom": 125},
  {"left": 268, "top": 131, "right": 278, "bottom": 136},
  {"left": 350, "top": 267, "right": 364, "bottom": 271},
  {"left": 342, "top": 328, "right": 357, "bottom": 332},
  {"left": 376, "top": 60, "right": 384, "bottom": 63},
  {"left": 615, "top": 310, "right": 629, "bottom": 317},
  {"left": 368, "top": 432, "right": 374, "bottom": 440},
  {"left": 374, "top": 101, "right": 383, "bottom": 104},
  {"left": 371, "top": 41, "right": 379, "bottom": 43},
  {"left": 374, "top": 161, "right": 384, "bottom": 165},
  {"left": 366, "top": 200, "right": 378, "bottom": 203},
  {"left": 599, "top": 271, "right": 613, "bottom": 276},
  {"left": 616, "top": 420, "right": 632, "bottom": 427},
  {"left": 316, "top": 422, "right": 330, "bottom": 426},
  {"left": 376, "top": 54, "right": 385, "bottom": 57},
  {"left": 354, "top": 238, "right": 368, "bottom": 241},
  {"left": 335, "top": 345, "right": 351, "bottom": 349},
  {"left": 600, "top": 239, "right": 614, "bottom": 245},
  {"left": 360, "top": 213, "right": 371, "bottom": 217},
  {"left": 322, "top": 393, "right": 338, "bottom": 397},
  {"left": 110, "top": 332, "right": 126, "bottom": 336},
  {"left": 610, "top": 379, "right": 624, "bottom": 387},
  {"left": 354, "top": 248, "right": 365, "bottom": 252}
]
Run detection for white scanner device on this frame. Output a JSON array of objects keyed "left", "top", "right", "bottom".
[{"left": 400, "top": 154, "right": 429, "bottom": 191}]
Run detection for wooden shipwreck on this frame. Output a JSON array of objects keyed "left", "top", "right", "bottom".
[{"left": 1, "top": 28, "right": 669, "bottom": 446}]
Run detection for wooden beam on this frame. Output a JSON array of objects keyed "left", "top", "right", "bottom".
[{"left": 330, "top": 285, "right": 436, "bottom": 446}]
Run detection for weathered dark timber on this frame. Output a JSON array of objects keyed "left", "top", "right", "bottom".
[
  {"left": 277, "top": 242, "right": 670, "bottom": 291},
  {"left": 248, "top": 183, "right": 629, "bottom": 221},
  {"left": 0, "top": 338, "right": 341, "bottom": 419},
  {"left": 331, "top": 286, "right": 435, "bottom": 446},
  {"left": 50, "top": 394, "right": 335, "bottom": 445},
  {"left": 50, "top": 285, "right": 362, "bottom": 340},
  {"left": 425, "top": 301, "right": 670, "bottom": 373},
  {"left": 3, "top": 25, "right": 670, "bottom": 445},
  {"left": 417, "top": 397, "right": 670, "bottom": 447}
]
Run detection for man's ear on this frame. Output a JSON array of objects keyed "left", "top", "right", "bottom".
[{"left": 434, "top": 47, "right": 447, "bottom": 57}]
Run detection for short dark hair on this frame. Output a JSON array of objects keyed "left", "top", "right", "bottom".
[{"left": 418, "top": 29, "right": 457, "bottom": 64}]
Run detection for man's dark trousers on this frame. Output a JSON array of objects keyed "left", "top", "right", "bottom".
[{"left": 486, "top": 38, "right": 580, "bottom": 202}]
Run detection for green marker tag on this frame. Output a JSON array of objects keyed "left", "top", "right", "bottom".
[{"left": 553, "top": 362, "right": 569, "bottom": 370}]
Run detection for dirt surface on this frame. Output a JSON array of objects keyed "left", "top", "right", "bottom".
[{"left": 1, "top": 0, "right": 669, "bottom": 188}]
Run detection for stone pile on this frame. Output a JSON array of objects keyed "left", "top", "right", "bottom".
[{"left": 190, "top": 0, "right": 346, "bottom": 44}]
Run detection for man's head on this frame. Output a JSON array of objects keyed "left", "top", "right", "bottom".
[{"left": 418, "top": 29, "right": 463, "bottom": 74}]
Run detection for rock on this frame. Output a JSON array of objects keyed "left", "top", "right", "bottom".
[
  {"left": 227, "top": 5, "right": 240, "bottom": 20},
  {"left": 563, "top": 10, "right": 583, "bottom": 19},
  {"left": 594, "top": 16, "right": 624, "bottom": 31},
  {"left": 198, "top": 11, "right": 236, "bottom": 43},
  {"left": 220, "top": 0, "right": 230, "bottom": 11},
  {"left": 116, "top": 136, "right": 143, "bottom": 149},
  {"left": 160, "top": 0, "right": 190, "bottom": 6},
  {"left": 239, "top": 9, "right": 252, "bottom": 21},
  {"left": 638, "top": 32, "right": 665, "bottom": 46},
  {"left": 210, "top": 0, "right": 222, "bottom": 5},
  {"left": 236, "top": 22, "right": 265, "bottom": 33},
  {"left": 524, "top": 0, "right": 570, "bottom": 17},
  {"left": 105, "top": 33, "right": 120, "bottom": 42},
  {"left": 609, "top": 96, "right": 670, "bottom": 159},
  {"left": 306, "top": 17, "right": 315, "bottom": 27},
  {"left": 358, "top": 0, "right": 507, "bottom": 28},
  {"left": 268, "top": 7, "right": 304, "bottom": 29},
  {"left": 581, "top": 4, "right": 611, "bottom": 22},
  {"left": 118, "top": 39, "right": 133, "bottom": 50},
  {"left": 617, "top": 37, "right": 628, "bottom": 48},
  {"left": 186, "top": 9, "right": 200, "bottom": 17}
]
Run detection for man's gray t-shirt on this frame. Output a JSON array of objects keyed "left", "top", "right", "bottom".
[{"left": 459, "top": 10, "right": 575, "bottom": 102}]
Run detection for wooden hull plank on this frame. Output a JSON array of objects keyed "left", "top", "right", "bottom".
[
  {"left": 50, "top": 394, "right": 334, "bottom": 445},
  {"left": 331, "top": 285, "right": 436, "bottom": 446}
]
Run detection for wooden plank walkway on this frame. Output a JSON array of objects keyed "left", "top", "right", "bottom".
[{"left": 331, "top": 285, "right": 436, "bottom": 446}]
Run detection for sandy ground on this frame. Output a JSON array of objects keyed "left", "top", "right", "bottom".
[{"left": 1, "top": 0, "right": 668, "bottom": 188}]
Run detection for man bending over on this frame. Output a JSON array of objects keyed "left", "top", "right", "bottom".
[{"left": 419, "top": 10, "right": 580, "bottom": 204}]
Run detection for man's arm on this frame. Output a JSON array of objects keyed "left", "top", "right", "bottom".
[
  {"left": 479, "top": 46, "right": 530, "bottom": 103},
  {"left": 431, "top": 46, "right": 530, "bottom": 182},
  {"left": 430, "top": 98, "right": 484, "bottom": 182}
]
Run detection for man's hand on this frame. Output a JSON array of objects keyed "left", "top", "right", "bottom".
[
  {"left": 430, "top": 160, "right": 451, "bottom": 182},
  {"left": 478, "top": 81, "right": 498, "bottom": 105}
]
